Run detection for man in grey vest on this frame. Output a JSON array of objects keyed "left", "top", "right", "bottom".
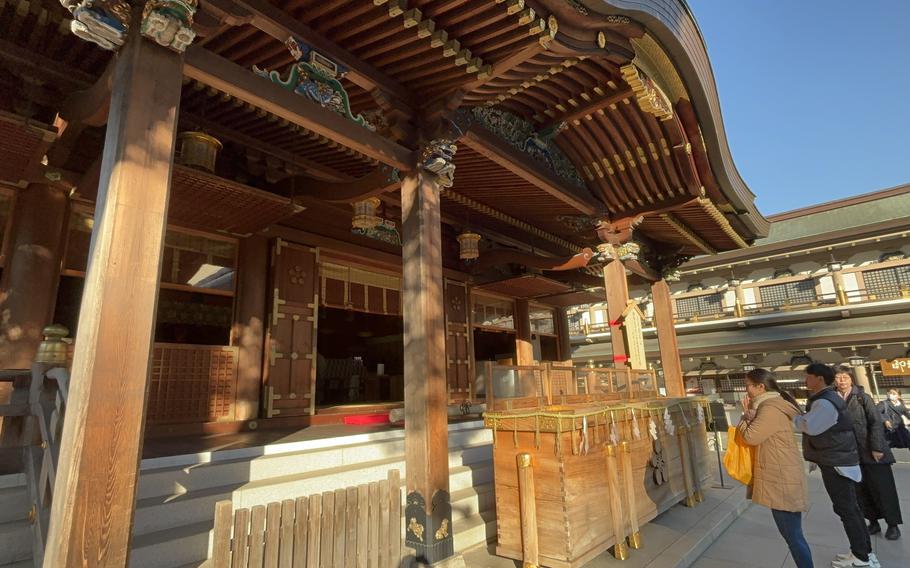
[{"left": 794, "top": 363, "right": 878, "bottom": 568}]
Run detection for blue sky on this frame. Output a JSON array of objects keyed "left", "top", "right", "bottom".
[{"left": 687, "top": 0, "right": 910, "bottom": 215}]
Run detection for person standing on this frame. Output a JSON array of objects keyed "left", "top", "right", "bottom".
[
  {"left": 739, "top": 368, "right": 813, "bottom": 568},
  {"left": 879, "top": 389, "right": 910, "bottom": 451},
  {"left": 833, "top": 367, "right": 902, "bottom": 540},
  {"left": 794, "top": 363, "right": 878, "bottom": 568}
]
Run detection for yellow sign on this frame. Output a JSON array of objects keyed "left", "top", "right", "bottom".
[{"left": 880, "top": 358, "right": 910, "bottom": 377}]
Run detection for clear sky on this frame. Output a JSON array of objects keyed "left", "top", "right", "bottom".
[{"left": 686, "top": 0, "right": 910, "bottom": 215}]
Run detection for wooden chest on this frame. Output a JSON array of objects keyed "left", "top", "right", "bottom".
[{"left": 485, "top": 398, "right": 713, "bottom": 568}]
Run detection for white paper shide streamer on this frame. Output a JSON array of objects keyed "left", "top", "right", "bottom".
[
  {"left": 579, "top": 415, "right": 590, "bottom": 455},
  {"left": 663, "top": 408, "right": 676, "bottom": 436},
  {"left": 648, "top": 415, "right": 658, "bottom": 441},
  {"left": 631, "top": 408, "right": 641, "bottom": 440}
]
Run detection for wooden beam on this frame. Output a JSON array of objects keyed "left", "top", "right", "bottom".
[
  {"left": 43, "top": 31, "right": 184, "bottom": 567},
  {"left": 58, "top": 58, "right": 116, "bottom": 127},
  {"left": 183, "top": 46, "right": 414, "bottom": 170},
  {"left": 278, "top": 166, "right": 401, "bottom": 203},
  {"left": 471, "top": 248, "right": 595, "bottom": 272},
  {"left": 555, "top": 307, "right": 572, "bottom": 363},
  {"left": 455, "top": 41, "right": 547, "bottom": 100},
  {"left": 208, "top": 0, "right": 413, "bottom": 104},
  {"left": 659, "top": 212, "right": 716, "bottom": 255},
  {"left": 515, "top": 299, "right": 534, "bottom": 366},
  {"left": 0, "top": 39, "right": 94, "bottom": 91},
  {"left": 622, "top": 258, "right": 660, "bottom": 282},
  {"left": 401, "top": 167, "right": 454, "bottom": 564},
  {"left": 461, "top": 127, "right": 600, "bottom": 216},
  {"left": 651, "top": 279, "right": 684, "bottom": 397}
]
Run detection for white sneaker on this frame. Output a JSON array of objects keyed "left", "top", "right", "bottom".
[{"left": 831, "top": 553, "right": 878, "bottom": 567}]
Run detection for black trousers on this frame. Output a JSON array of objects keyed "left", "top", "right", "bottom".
[
  {"left": 820, "top": 465, "right": 871, "bottom": 561},
  {"left": 858, "top": 463, "right": 904, "bottom": 526}
]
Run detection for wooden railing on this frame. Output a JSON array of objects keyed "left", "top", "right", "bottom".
[
  {"left": 21, "top": 363, "right": 69, "bottom": 566},
  {"left": 209, "top": 470, "right": 402, "bottom": 567},
  {"left": 480, "top": 362, "right": 658, "bottom": 411}
]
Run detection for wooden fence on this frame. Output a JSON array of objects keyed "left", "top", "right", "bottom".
[{"left": 210, "top": 470, "right": 403, "bottom": 568}]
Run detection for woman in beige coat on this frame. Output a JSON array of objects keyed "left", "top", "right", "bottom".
[{"left": 739, "top": 368, "right": 812, "bottom": 567}]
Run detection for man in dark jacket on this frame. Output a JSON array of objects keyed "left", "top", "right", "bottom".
[
  {"left": 794, "top": 363, "right": 877, "bottom": 568},
  {"left": 834, "top": 366, "right": 902, "bottom": 540}
]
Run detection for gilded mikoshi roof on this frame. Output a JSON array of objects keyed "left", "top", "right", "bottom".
[{"left": 0, "top": 0, "right": 766, "bottom": 265}]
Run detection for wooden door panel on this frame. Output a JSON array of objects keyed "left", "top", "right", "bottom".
[
  {"left": 444, "top": 280, "right": 473, "bottom": 402},
  {"left": 265, "top": 239, "right": 318, "bottom": 417}
]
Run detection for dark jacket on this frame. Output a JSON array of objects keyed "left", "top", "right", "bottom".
[
  {"left": 803, "top": 387, "right": 860, "bottom": 466},
  {"left": 843, "top": 387, "right": 894, "bottom": 465},
  {"left": 879, "top": 400, "right": 910, "bottom": 428}
]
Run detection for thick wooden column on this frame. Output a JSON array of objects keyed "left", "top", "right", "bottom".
[
  {"left": 0, "top": 184, "right": 69, "bottom": 369},
  {"left": 651, "top": 279, "right": 684, "bottom": 398},
  {"left": 514, "top": 299, "right": 534, "bottom": 365},
  {"left": 555, "top": 307, "right": 572, "bottom": 363},
  {"left": 44, "top": 28, "right": 184, "bottom": 567},
  {"left": 603, "top": 256, "right": 630, "bottom": 367},
  {"left": 233, "top": 235, "right": 269, "bottom": 421},
  {"left": 401, "top": 141, "right": 455, "bottom": 563}
]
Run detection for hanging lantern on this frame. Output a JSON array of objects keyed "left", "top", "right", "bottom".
[
  {"left": 352, "top": 197, "right": 381, "bottom": 229},
  {"left": 176, "top": 131, "right": 222, "bottom": 173},
  {"left": 457, "top": 231, "right": 481, "bottom": 260}
]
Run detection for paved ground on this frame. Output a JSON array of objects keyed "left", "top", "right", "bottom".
[{"left": 693, "top": 459, "right": 910, "bottom": 568}]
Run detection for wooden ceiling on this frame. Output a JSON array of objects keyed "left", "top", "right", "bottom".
[{"left": 0, "top": 0, "right": 768, "bottom": 282}]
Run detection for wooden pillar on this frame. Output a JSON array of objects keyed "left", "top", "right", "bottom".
[
  {"left": 233, "top": 235, "right": 269, "bottom": 421},
  {"left": 514, "top": 299, "right": 534, "bottom": 365},
  {"left": 44, "top": 26, "right": 184, "bottom": 567},
  {"left": 603, "top": 256, "right": 629, "bottom": 367},
  {"left": 651, "top": 279, "right": 684, "bottom": 398},
  {"left": 555, "top": 306, "right": 572, "bottom": 363},
  {"left": 401, "top": 139, "right": 456, "bottom": 564},
  {"left": 0, "top": 184, "right": 69, "bottom": 369},
  {"left": 516, "top": 453, "right": 539, "bottom": 567}
]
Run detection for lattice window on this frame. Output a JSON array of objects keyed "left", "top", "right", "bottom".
[
  {"left": 147, "top": 345, "right": 238, "bottom": 424},
  {"left": 758, "top": 280, "right": 816, "bottom": 308},
  {"left": 863, "top": 266, "right": 910, "bottom": 300},
  {"left": 675, "top": 293, "right": 723, "bottom": 319}
]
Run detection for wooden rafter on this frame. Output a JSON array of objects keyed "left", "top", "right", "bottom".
[
  {"left": 206, "top": 0, "right": 414, "bottom": 104},
  {"left": 441, "top": 189, "right": 581, "bottom": 253},
  {"left": 658, "top": 212, "right": 716, "bottom": 255},
  {"left": 697, "top": 196, "right": 749, "bottom": 249},
  {"left": 183, "top": 46, "right": 414, "bottom": 170},
  {"left": 279, "top": 166, "right": 400, "bottom": 204},
  {"left": 485, "top": 56, "right": 586, "bottom": 106},
  {"left": 538, "top": 87, "right": 633, "bottom": 129},
  {"left": 461, "top": 126, "right": 600, "bottom": 216}
]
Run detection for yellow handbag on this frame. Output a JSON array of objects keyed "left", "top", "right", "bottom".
[{"left": 723, "top": 426, "right": 755, "bottom": 485}]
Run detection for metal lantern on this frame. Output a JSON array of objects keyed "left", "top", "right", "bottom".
[
  {"left": 351, "top": 197, "right": 381, "bottom": 229},
  {"left": 176, "top": 131, "right": 222, "bottom": 173},
  {"left": 457, "top": 231, "right": 481, "bottom": 260},
  {"left": 34, "top": 324, "right": 70, "bottom": 365}
]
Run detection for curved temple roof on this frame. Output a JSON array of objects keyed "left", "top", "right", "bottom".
[{"left": 0, "top": 0, "right": 767, "bottom": 263}]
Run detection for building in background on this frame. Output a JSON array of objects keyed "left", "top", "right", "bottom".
[{"left": 571, "top": 183, "right": 910, "bottom": 402}]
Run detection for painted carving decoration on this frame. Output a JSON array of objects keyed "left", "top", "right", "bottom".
[
  {"left": 407, "top": 517, "right": 425, "bottom": 542},
  {"left": 463, "top": 107, "right": 586, "bottom": 189},
  {"left": 418, "top": 139, "right": 457, "bottom": 188},
  {"left": 140, "top": 0, "right": 198, "bottom": 53},
  {"left": 621, "top": 64, "right": 674, "bottom": 121},
  {"left": 352, "top": 218, "right": 401, "bottom": 246},
  {"left": 60, "top": 0, "right": 131, "bottom": 50},
  {"left": 254, "top": 38, "right": 376, "bottom": 130}
]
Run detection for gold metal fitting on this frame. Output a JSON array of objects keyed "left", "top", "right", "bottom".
[
  {"left": 621, "top": 440, "right": 630, "bottom": 454},
  {"left": 40, "top": 440, "right": 47, "bottom": 449},
  {"left": 613, "top": 541, "right": 629, "bottom": 560},
  {"left": 605, "top": 443, "right": 616, "bottom": 457},
  {"left": 517, "top": 453, "right": 532, "bottom": 468},
  {"left": 628, "top": 531, "right": 642, "bottom": 549},
  {"left": 685, "top": 495, "right": 697, "bottom": 508},
  {"left": 27, "top": 505, "right": 37, "bottom": 523},
  {"left": 695, "top": 490, "right": 705, "bottom": 503}
]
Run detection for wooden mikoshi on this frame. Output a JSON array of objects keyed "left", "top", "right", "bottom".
[{"left": 484, "top": 368, "right": 711, "bottom": 568}]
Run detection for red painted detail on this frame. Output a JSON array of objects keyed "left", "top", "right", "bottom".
[
  {"left": 613, "top": 355, "right": 629, "bottom": 362},
  {"left": 343, "top": 414, "right": 391, "bottom": 425}
]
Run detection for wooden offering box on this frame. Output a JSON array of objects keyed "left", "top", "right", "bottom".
[{"left": 484, "top": 398, "right": 712, "bottom": 567}]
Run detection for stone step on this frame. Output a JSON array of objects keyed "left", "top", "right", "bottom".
[
  {"left": 134, "top": 456, "right": 493, "bottom": 536},
  {"left": 0, "top": 558, "right": 34, "bottom": 568},
  {"left": 137, "top": 428, "right": 492, "bottom": 501},
  {"left": 132, "top": 479, "right": 496, "bottom": 568},
  {"left": 0, "top": 486, "right": 29, "bottom": 524},
  {"left": 0, "top": 520, "right": 32, "bottom": 565}
]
